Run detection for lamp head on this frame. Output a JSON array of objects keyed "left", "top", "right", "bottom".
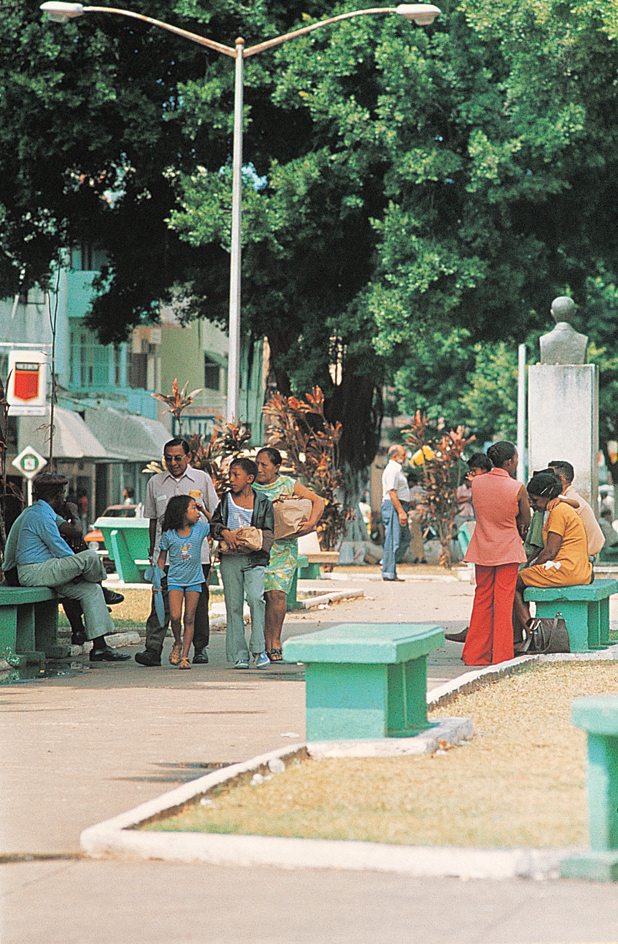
[
  {"left": 40, "top": 2, "right": 85, "bottom": 21},
  {"left": 396, "top": 4, "right": 440, "bottom": 25}
]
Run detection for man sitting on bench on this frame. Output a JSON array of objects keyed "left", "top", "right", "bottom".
[
  {"left": 3, "top": 487, "right": 124, "bottom": 646},
  {"left": 13, "top": 473, "right": 129, "bottom": 662}
]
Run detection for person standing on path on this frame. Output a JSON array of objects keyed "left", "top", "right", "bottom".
[
  {"left": 210, "top": 457, "right": 274, "bottom": 669},
  {"left": 381, "top": 444, "right": 411, "bottom": 582},
  {"left": 135, "top": 438, "right": 218, "bottom": 667},
  {"left": 157, "top": 495, "right": 211, "bottom": 670},
  {"left": 254, "top": 447, "right": 325, "bottom": 662},
  {"left": 462, "top": 442, "right": 530, "bottom": 666}
]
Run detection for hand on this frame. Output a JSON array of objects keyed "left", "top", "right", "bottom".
[
  {"left": 63, "top": 501, "right": 80, "bottom": 521},
  {"left": 295, "top": 518, "right": 313, "bottom": 537},
  {"left": 222, "top": 529, "right": 240, "bottom": 550},
  {"left": 398, "top": 510, "right": 408, "bottom": 527}
]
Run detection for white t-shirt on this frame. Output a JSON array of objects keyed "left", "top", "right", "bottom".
[{"left": 382, "top": 459, "right": 410, "bottom": 503}]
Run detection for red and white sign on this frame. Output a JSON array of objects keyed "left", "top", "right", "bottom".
[{"left": 7, "top": 350, "right": 47, "bottom": 415}]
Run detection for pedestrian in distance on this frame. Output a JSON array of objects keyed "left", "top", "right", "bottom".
[{"left": 157, "top": 495, "right": 211, "bottom": 670}]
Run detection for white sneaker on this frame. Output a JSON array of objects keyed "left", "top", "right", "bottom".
[
  {"left": 254, "top": 651, "right": 270, "bottom": 668},
  {"left": 234, "top": 658, "right": 249, "bottom": 669}
]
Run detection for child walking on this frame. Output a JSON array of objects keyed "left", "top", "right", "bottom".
[
  {"left": 210, "top": 457, "right": 274, "bottom": 669},
  {"left": 157, "top": 495, "right": 210, "bottom": 669}
]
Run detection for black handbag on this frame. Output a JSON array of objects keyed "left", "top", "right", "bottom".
[{"left": 518, "top": 614, "right": 571, "bottom": 654}]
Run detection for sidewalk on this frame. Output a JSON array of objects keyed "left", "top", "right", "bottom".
[{"left": 3, "top": 566, "right": 618, "bottom": 944}]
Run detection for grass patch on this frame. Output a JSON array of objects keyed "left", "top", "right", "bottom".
[
  {"left": 141, "top": 661, "right": 618, "bottom": 848},
  {"left": 58, "top": 586, "right": 224, "bottom": 628}
]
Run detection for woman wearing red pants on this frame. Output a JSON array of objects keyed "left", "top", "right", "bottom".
[{"left": 462, "top": 441, "right": 530, "bottom": 665}]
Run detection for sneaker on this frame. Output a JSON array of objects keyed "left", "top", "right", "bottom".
[
  {"left": 234, "top": 659, "right": 250, "bottom": 669},
  {"left": 254, "top": 651, "right": 270, "bottom": 668}
]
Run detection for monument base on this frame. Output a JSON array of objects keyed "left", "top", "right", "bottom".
[{"left": 528, "top": 364, "right": 598, "bottom": 506}]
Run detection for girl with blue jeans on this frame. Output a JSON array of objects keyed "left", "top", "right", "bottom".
[
  {"left": 210, "top": 457, "right": 275, "bottom": 668},
  {"left": 157, "top": 495, "right": 210, "bottom": 669}
]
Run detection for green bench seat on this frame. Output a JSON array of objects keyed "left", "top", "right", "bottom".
[
  {"left": 0, "top": 586, "right": 68, "bottom": 666},
  {"left": 282, "top": 623, "right": 444, "bottom": 742},
  {"left": 562, "top": 697, "right": 618, "bottom": 882},
  {"left": 523, "top": 578, "right": 618, "bottom": 652}
]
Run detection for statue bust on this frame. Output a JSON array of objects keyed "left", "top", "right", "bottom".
[{"left": 539, "top": 296, "right": 588, "bottom": 365}]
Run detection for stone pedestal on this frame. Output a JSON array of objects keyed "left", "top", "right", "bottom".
[{"left": 528, "top": 364, "right": 598, "bottom": 507}]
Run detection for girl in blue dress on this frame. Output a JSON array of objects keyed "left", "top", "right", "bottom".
[{"left": 157, "top": 496, "right": 210, "bottom": 669}]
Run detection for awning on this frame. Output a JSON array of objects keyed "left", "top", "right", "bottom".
[
  {"left": 18, "top": 406, "right": 109, "bottom": 460},
  {"left": 84, "top": 406, "right": 169, "bottom": 463}
]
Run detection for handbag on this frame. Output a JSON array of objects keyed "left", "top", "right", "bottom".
[
  {"left": 517, "top": 613, "right": 571, "bottom": 654},
  {"left": 218, "top": 526, "right": 263, "bottom": 555},
  {"left": 272, "top": 495, "right": 313, "bottom": 539}
]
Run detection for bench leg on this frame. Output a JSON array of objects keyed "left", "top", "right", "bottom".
[
  {"left": 534, "top": 600, "right": 590, "bottom": 652},
  {"left": 387, "top": 656, "right": 432, "bottom": 736},
  {"left": 305, "top": 663, "right": 389, "bottom": 740},
  {"left": 561, "top": 732, "right": 618, "bottom": 881},
  {"left": 34, "top": 598, "right": 68, "bottom": 659}
]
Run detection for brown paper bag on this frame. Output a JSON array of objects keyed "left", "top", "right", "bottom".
[
  {"left": 272, "top": 496, "right": 313, "bottom": 539},
  {"left": 218, "top": 526, "right": 263, "bottom": 554}
]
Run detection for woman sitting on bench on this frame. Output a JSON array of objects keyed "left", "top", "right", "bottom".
[{"left": 514, "top": 471, "right": 592, "bottom": 641}]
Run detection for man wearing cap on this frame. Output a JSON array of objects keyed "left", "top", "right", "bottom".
[{"left": 14, "top": 473, "right": 129, "bottom": 662}]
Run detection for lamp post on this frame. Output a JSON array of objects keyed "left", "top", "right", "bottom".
[{"left": 41, "top": 2, "right": 440, "bottom": 422}]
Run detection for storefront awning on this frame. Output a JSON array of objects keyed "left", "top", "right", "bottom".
[
  {"left": 84, "top": 406, "right": 169, "bottom": 463},
  {"left": 18, "top": 406, "right": 109, "bottom": 460}
]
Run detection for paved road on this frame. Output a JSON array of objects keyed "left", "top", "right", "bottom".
[{"left": 2, "top": 569, "right": 617, "bottom": 944}]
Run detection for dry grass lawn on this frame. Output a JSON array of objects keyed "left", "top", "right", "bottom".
[{"left": 142, "top": 661, "right": 618, "bottom": 848}]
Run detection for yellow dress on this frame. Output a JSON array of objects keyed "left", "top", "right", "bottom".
[{"left": 520, "top": 503, "right": 592, "bottom": 587}]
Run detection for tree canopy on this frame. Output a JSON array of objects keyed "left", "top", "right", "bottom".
[{"left": 2, "top": 0, "right": 618, "bottom": 471}]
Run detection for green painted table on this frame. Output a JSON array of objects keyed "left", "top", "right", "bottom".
[
  {"left": 282, "top": 623, "right": 444, "bottom": 741},
  {"left": 95, "top": 517, "right": 150, "bottom": 583},
  {"left": 562, "top": 697, "right": 618, "bottom": 882},
  {"left": 0, "top": 586, "right": 68, "bottom": 666},
  {"left": 523, "top": 578, "right": 617, "bottom": 652}
]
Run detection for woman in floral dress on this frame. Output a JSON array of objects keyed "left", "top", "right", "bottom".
[{"left": 255, "top": 448, "right": 325, "bottom": 661}]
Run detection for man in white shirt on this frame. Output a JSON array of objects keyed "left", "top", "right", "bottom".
[
  {"left": 135, "top": 439, "right": 219, "bottom": 666},
  {"left": 548, "top": 460, "right": 605, "bottom": 558},
  {"left": 381, "top": 444, "right": 411, "bottom": 581}
]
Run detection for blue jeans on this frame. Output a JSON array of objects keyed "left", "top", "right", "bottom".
[
  {"left": 381, "top": 500, "right": 411, "bottom": 579},
  {"left": 219, "top": 554, "right": 266, "bottom": 662}
]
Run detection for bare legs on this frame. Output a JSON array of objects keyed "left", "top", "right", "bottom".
[
  {"left": 168, "top": 588, "right": 200, "bottom": 667},
  {"left": 264, "top": 589, "right": 287, "bottom": 661}
]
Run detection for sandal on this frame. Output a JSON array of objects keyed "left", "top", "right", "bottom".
[
  {"left": 169, "top": 644, "right": 182, "bottom": 665},
  {"left": 268, "top": 647, "right": 283, "bottom": 662},
  {"left": 179, "top": 657, "right": 192, "bottom": 670}
]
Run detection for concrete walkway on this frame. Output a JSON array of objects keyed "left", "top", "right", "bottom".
[{"left": 2, "top": 567, "right": 618, "bottom": 944}]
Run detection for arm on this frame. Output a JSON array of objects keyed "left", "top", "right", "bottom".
[
  {"left": 57, "top": 501, "right": 83, "bottom": 544},
  {"left": 388, "top": 489, "right": 409, "bottom": 528},
  {"left": 156, "top": 550, "right": 167, "bottom": 574},
  {"left": 532, "top": 530, "right": 563, "bottom": 566},
  {"left": 516, "top": 485, "right": 531, "bottom": 537},
  {"left": 293, "top": 481, "right": 325, "bottom": 537},
  {"left": 550, "top": 495, "right": 579, "bottom": 510},
  {"left": 210, "top": 499, "right": 240, "bottom": 548},
  {"left": 258, "top": 495, "right": 275, "bottom": 555}
]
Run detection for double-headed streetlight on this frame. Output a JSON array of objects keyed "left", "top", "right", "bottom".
[{"left": 41, "top": 2, "right": 440, "bottom": 421}]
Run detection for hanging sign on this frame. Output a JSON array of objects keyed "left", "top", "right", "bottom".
[{"left": 7, "top": 351, "right": 47, "bottom": 416}]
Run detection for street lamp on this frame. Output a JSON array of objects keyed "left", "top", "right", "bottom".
[{"left": 41, "top": 2, "right": 440, "bottom": 422}]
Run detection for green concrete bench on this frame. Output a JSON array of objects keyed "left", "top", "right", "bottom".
[
  {"left": 562, "top": 697, "right": 618, "bottom": 882},
  {"left": 0, "top": 586, "right": 68, "bottom": 666},
  {"left": 523, "top": 578, "right": 618, "bottom": 652},
  {"left": 282, "top": 623, "right": 444, "bottom": 741}
]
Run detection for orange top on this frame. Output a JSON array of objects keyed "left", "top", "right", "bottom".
[{"left": 464, "top": 468, "right": 526, "bottom": 566}]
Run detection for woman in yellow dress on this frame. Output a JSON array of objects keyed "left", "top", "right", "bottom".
[
  {"left": 514, "top": 470, "right": 592, "bottom": 638},
  {"left": 254, "top": 448, "right": 325, "bottom": 662}
]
